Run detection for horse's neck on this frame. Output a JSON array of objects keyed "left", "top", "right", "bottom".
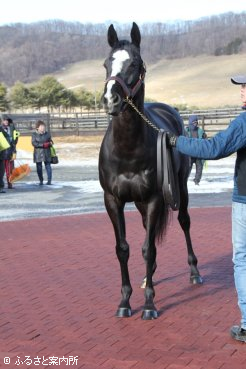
[{"left": 112, "top": 110, "right": 145, "bottom": 149}]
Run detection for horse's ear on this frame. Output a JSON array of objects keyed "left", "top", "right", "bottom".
[
  {"left": 131, "top": 22, "right": 141, "bottom": 48},
  {"left": 108, "top": 24, "right": 119, "bottom": 47}
]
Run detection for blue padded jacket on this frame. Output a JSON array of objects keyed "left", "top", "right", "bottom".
[{"left": 176, "top": 111, "right": 246, "bottom": 203}]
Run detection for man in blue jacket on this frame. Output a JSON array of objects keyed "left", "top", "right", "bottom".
[{"left": 168, "top": 75, "right": 246, "bottom": 342}]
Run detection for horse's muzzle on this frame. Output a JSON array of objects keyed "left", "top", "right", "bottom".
[{"left": 104, "top": 93, "right": 122, "bottom": 115}]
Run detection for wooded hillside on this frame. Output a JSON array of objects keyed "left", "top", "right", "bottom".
[{"left": 1, "top": 12, "right": 246, "bottom": 86}]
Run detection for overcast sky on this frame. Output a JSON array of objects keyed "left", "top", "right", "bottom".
[{"left": 0, "top": 0, "right": 245, "bottom": 25}]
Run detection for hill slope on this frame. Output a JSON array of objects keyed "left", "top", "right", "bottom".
[{"left": 54, "top": 54, "right": 246, "bottom": 108}]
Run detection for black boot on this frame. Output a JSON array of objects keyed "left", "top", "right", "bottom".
[{"left": 230, "top": 326, "right": 246, "bottom": 342}]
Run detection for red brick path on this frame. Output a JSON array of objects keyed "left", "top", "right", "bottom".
[{"left": 0, "top": 207, "right": 245, "bottom": 369}]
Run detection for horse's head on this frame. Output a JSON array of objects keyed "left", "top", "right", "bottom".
[{"left": 103, "top": 22, "right": 146, "bottom": 116}]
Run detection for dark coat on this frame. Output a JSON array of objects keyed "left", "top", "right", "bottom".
[
  {"left": 185, "top": 126, "right": 206, "bottom": 139},
  {"left": 32, "top": 130, "right": 52, "bottom": 163},
  {"left": 0, "top": 124, "right": 17, "bottom": 160}
]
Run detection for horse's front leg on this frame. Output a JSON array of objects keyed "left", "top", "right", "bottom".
[
  {"left": 135, "top": 202, "right": 157, "bottom": 289},
  {"left": 141, "top": 197, "right": 164, "bottom": 320},
  {"left": 104, "top": 192, "right": 132, "bottom": 317}
]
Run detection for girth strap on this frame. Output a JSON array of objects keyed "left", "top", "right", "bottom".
[{"left": 157, "top": 130, "right": 180, "bottom": 211}]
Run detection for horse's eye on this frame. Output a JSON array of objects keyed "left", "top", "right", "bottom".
[{"left": 131, "top": 61, "right": 140, "bottom": 71}]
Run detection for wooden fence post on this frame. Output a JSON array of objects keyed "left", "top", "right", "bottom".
[
  {"left": 46, "top": 114, "right": 51, "bottom": 133},
  {"left": 201, "top": 116, "right": 205, "bottom": 131},
  {"left": 76, "top": 113, "right": 79, "bottom": 136}
]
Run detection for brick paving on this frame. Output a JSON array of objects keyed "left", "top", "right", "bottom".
[{"left": 0, "top": 207, "right": 245, "bottom": 369}]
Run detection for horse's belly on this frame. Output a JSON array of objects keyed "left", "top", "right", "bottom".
[{"left": 112, "top": 173, "right": 154, "bottom": 202}]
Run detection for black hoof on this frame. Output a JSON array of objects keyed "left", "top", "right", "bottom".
[
  {"left": 116, "top": 307, "right": 132, "bottom": 318},
  {"left": 190, "top": 275, "right": 203, "bottom": 285},
  {"left": 141, "top": 309, "right": 158, "bottom": 320}
]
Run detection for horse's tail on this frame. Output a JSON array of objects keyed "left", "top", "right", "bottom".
[{"left": 155, "top": 197, "right": 171, "bottom": 243}]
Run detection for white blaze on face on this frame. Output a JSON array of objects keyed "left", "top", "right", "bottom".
[{"left": 105, "top": 50, "right": 130, "bottom": 106}]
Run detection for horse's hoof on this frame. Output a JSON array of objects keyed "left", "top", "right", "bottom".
[
  {"left": 140, "top": 277, "right": 146, "bottom": 289},
  {"left": 116, "top": 307, "right": 132, "bottom": 318},
  {"left": 141, "top": 309, "right": 158, "bottom": 320},
  {"left": 190, "top": 275, "right": 203, "bottom": 285}
]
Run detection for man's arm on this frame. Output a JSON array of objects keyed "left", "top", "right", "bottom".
[{"left": 171, "top": 113, "right": 246, "bottom": 160}]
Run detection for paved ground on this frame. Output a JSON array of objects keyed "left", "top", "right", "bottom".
[{"left": 0, "top": 207, "right": 245, "bottom": 369}]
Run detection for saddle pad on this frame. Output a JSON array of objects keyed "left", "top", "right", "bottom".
[{"left": 144, "top": 102, "right": 184, "bottom": 135}]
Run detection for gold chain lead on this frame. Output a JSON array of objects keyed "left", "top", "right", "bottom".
[{"left": 124, "top": 97, "right": 160, "bottom": 132}]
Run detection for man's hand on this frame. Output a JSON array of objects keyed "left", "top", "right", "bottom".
[
  {"left": 166, "top": 132, "right": 178, "bottom": 147},
  {"left": 43, "top": 141, "right": 51, "bottom": 149}
]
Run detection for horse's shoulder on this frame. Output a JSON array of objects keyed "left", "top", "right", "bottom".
[{"left": 144, "top": 102, "right": 184, "bottom": 135}]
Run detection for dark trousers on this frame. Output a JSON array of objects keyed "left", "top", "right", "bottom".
[
  {"left": 189, "top": 158, "right": 203, "bottom": 184},
  {"left": 0, "top": 160, "right": 4, "bottom": 188},
  {"left": 36, "top": 162, "right": 52, "bottom": 183}
]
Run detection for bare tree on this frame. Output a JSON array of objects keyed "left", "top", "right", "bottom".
[{"left": 0, "top": 12, "right": 246, "bottom": 86}]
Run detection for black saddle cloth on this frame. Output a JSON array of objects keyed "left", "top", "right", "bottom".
[{"left": 144, "top": 102, "right": 184, "bottom": 136}]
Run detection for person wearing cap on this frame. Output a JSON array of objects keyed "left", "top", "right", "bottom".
[
  {"left": 166, "top": 75, "right": 246, "bottom": 342},
  {"left": 0, "top": 125, "right": 10, "bottom": 193},
  {"left": 185, "top": 115, "right": 207, "bottom": 185},
  {"left": 1, "top": 116, "right": 19, "bottom": 189}
]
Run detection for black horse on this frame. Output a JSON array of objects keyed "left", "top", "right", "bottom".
[{"left": 99, "top": 22, "right": 202, "bottom": 320}]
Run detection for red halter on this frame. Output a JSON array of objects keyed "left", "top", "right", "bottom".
[{"left": 105, "top": 68, "right": 146, "bottom": 99}]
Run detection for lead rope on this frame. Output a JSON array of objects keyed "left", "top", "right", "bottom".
[
  {"left": 124, "top": 97, "right": 160, "bottom": 132},
  {"left": 124, "top": 97, "right": 180, "bottom": 210},
  {"left": 157, "top": 130, "right": 180, "bottom": 211}
]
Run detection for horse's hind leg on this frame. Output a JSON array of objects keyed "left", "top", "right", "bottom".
[
  {"left": 104, "top": 192, "right": 132, "bottom": 317},
  {"left": 178, "top": 180, "right": 203, "bottom": 284}
]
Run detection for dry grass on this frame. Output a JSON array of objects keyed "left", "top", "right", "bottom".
[
  {"left": 54, "top": 136, "right": 102, "bottom": 161},
  {"left": 53, "top": 54, "right": 246, "bottom": 108},
  {"left": 54, "top": 135, "right": 103, "bottom": 144},
  {"left": 54, "top": 59, "right": 105, "bottom": 92},
  {"left": 18, "top": 135, "right": 103, "bottom": 161},
  {"left": 54, "top": 136, "right": 103, "bottom": 161}
]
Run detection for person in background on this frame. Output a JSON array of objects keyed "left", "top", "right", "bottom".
[
  {"left": 167, "top": 74, "right": 246, "bottom": 342},
  {"left": 185, "top": 114, "right": 207, "bottom": 185},
  {"left": 0, "top": 124, "right": 10, "bottom": 193},
  {"left": 32, "top": 120, "right": 53, "bottom": 185},
  {"left": 1, "top": 116, "right": 19, "bottom": 189},
  {"left": 0, "top": 158, "right": 4, "bottom": 193}
]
